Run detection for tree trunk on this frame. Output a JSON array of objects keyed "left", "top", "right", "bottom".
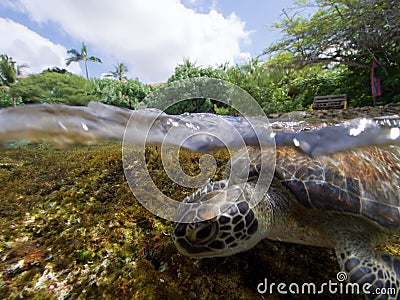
[{"left": 84, "top": 60, "right": 90, "bottom": 80}]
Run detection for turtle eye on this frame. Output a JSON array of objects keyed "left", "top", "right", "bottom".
[
  {"left": 190, "top": 222, "right": 218, "bottom": 243},
  {"left": 196, "top": 223, "right": 213, "bottom": 240},
  {"left": 173, "top": 223, "right": 187, "bottom": 237}
]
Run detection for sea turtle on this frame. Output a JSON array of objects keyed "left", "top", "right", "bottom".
[{"left": 172, "top": 145, "right": 400, "bottom": 299}]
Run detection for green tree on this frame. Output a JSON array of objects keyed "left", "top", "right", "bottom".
[
  {"left": 45, "top": 67, "right": 70, "bottom": 74},
  {"left": 0, "top": 54, "right": 27, "bottom": 106},
  {"left": 105, "top": 63, "right": 129, "bottom": 81},
  {"left": 166, "top": 59, "right": 228, "bottom": 114},
  {"left": 262, "top": 0, "right": 400, "bottom": 105},
  {"left": 168, "top": 59, "right": 226, "bottom": 83},
  {"left": 0, "top": 54, "right": 17, "bottom": 87},
  {"left": 92, "top": 78, "right": 150, "bottom": 109},
  {"left": 225, "top": 59, "right": 304, "bottom": 114},
  {"left": 264, "top": 0, "right": 400, "bottom": 69},
  {"left": 66, "top": 42, "right": 102, "bottom": 80},
  {"left": 12, "top": 71, "right": 98, "bottom": 105}
]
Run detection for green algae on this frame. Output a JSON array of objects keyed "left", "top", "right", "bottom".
[{"left": 0, "top": 143, "right": 399, "bottom": 299}]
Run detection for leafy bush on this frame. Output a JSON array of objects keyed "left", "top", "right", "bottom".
[
  {"left": 225, "top": 60, "right": 304, "bottom": 114},
  {"left": 167, "top": 59, "right": 227, "bottom": 83},
  {"left": 12, "top": 71, "right": 97, "bottom": 105},
  {"left": 92, "top": 78, "right": 151, "bottom": 109},
  {"left": 165, "top": 59, "right": 229, "bottom": 114},
  {"left": 0, "top": 87, "right": 22, "bottom": 107}
]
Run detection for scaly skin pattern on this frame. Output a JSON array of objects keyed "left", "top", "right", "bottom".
[
  {"left": 173, "top": 145, "right": 400, "bottom": 299},
  {"left": 274, "top": 146, "right": 400, "bottom": 231}
]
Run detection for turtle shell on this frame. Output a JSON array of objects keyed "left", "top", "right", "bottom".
[{"left": 229, "top": 146, "right": 400, "bottom": 231}]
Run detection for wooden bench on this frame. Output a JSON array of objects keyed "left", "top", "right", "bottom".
[{"left": 312, "top": 94, "right": 347, "bottom": 110}]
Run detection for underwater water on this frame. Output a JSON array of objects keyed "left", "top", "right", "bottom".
[
  {"left": 1, "top": 101, "right": 399, "bottom": 154},
  {"left": 1, "top": 102, "right": 400, "bottom": 299}
]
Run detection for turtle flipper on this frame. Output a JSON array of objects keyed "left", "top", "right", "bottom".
[{"left": 335, "top": 244, "right": 400, "bottom": 299}]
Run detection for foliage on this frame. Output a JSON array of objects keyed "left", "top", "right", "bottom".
[
  {"left": 0, "top": 54, "right": 17, "bottom": 86},
  {"left": 167, "top": 59, "right": 227, "bottom": 83},
  {"left": 0, "top": 88, "right": 23, "bottom": 108},
  {"left": 289, "top": 66, "right": 341, "bottom": 106},
  {"left": 0, "top": 54, "right": 28, "bottom": 85},
  {"left": 105, "top": 63, "right": 129, "bottom": 81},
  {"left": 66, "top": 42, "right": 102, "bottom": 80},
  {"left": 165, "top": 59, "right": 229, "bottom": 114},
  {"left": 92, "top": 78, "right": 151, "bottom": 109},
  {"left": 264, "top": 0, "right": 400, "bottom": 69},
  {"left": 45, "top": 67, "right": 70, "bottom": 74},
  {"left": 262, "top": 0, "right": 400, "bottom": 105},
  {"left": 225, "top": 59, "right": 304, "bottom": 114},
  {"left": 0, "top": 54, "right": 28, "bottom": 107},
  {"left": 12, "top": 71, "right": 97, "bottom": 105}
]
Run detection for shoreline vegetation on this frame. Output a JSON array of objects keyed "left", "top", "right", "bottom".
[{"left": 2, "top": 1, "right": 400, "bottom": 114}]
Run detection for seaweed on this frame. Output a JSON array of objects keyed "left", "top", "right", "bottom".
[{"left": 0, "top": 143, "right": 398, "bottom": 299}]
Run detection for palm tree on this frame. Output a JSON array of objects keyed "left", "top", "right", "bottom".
[
  {"left": 66, "top": 42, "right": 102, "bottom": 80},
  {"left": 0, "top": 54, "right": 28, "bottom": 106},
  {"left": 105, "top": 62, "right": 128, "bottom": 81}
]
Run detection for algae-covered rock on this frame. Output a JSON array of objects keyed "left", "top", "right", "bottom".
[{"left": 0, "top": 143, "right": 398, "bottom": 299}]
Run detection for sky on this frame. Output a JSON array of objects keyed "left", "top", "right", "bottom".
[{"left": 0, "top": 0, "right": 296, "bottom": 83}]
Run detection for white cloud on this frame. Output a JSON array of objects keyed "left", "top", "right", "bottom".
[
  {"left": 7, "top": 0, "right": 250, "bottom": 82},
  {"left": 0, "top": 18, "right": 81, "bottom": 74},
  {"left": 0, "top": 0, "right": 25, "bottom": 12}
]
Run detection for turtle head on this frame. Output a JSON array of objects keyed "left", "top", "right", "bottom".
[{"left": 172, "top": 182, "right": 261, "bottom": 258}]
